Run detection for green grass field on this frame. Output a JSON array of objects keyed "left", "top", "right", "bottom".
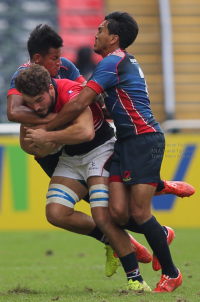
[{"left": 0, "top": 229, "right": 200, "bottom": 302}]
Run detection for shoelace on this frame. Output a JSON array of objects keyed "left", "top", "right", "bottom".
[
  {"left": 156, "top": 275, "right": 170, "bottom": 289},
  {"left": 164, "top": 180, "right": 177, "bottom": 188}
]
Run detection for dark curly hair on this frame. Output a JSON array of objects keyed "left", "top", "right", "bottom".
[
  {"left": 105, "top": 11, "right": 138, "bottom": 49},
  {"left": 15, "top": 64, "right": 51, "bottom": 96},
  {"left": 27, "top": 24, "right": 63, "bottom": 60}
]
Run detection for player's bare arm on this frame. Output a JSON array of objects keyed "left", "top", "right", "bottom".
[
  {"left": 46, "top": 87, "right": 97, "bottom": 131},
  {"left": 25, "top": 106, "right": 95, "bottom": 146},
  {"left": 7, "top": 94, "right": 57, "bottom": 125},
  {"left": 20, "top": 124, "right": 60, "bottom": 157}
]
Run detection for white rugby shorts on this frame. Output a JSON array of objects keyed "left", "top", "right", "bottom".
[{"left": 52, "top": 137, "right": 116, "bottom": 181}]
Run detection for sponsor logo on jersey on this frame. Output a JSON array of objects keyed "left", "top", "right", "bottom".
[{"left": 130, "top": 58, "right": 137, "bottom": 64}]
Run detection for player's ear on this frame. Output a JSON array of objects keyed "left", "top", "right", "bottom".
[
  {"left": 49, "top": 84, "right": 54, "bottom": 96},
  {"left": 33, "top": 53, "right": 43, "bottom": 64},
  {"left": 110, "top": 35, "right": 119, "bottom": 46}
]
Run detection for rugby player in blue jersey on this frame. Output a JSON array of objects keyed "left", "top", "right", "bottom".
[
  {"left": 7, "top": 24, "right": 154, "bottom": 279},
  {"left": 42, "top": 12, "right": 186, "bottom": 292}
]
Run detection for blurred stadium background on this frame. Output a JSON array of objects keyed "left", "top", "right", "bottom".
[{"left": 0, "top": 0, "right": 200, "bottom": 230}]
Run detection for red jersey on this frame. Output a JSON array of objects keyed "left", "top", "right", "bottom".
[
  {"left": 52, "top": 79, "right": 114, "bottom": 155},
  {"left": 53, "top": 79, "right": 104, "bottom": 132}
]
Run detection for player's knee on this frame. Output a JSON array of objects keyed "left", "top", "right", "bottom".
[
  {"left": 46, "top": 184, "right": 79, "bottom": 226},
  {"left": 94, "top": 213, "right": 108, "bottom": 230},
  {"left": 46, "top": 203, "right": 63, "bottom": 226},
  {"left": 109, "top": 205, "right": 129, "bottom": 225},
  {"left": 131, "top": 208, "right": 150, "bottom": 225},
  {"left": 46, "top": 203, "right": 59, "bottom": 226},
  {"left": 46, "top": 203, "right": 74, "bottom": 227},
  {"left": 89, "top": 184, "right": 109, "bottom": 229}
]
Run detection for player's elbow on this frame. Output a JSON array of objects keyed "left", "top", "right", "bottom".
[
  {"left": 83, "top": 128, "right": 95, "bottom": 142},
  {"left": 88, "top": 128, "right": 95, "bottom": 141},
  {"left": 7, "top": 107, "right": 16, "bottom": 122}
]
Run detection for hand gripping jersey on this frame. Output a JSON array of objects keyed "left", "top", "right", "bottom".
[
  {"left": 52, "top": 79, "right": 114, "bottom": 156},
  {"left": 86, "top": 49, "right": 163, "bottom": 139},
  {"left": 8, "top": 57, "right": 84, "bottom": 96}
]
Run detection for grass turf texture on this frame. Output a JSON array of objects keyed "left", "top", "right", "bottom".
[{"left": 0, "top": 229, "right": 199, "bottom": 302}]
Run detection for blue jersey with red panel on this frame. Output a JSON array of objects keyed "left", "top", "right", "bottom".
[
  {"left": 8, "top": 57, "right": 83, "bottom": 96},
  {"left": 87, "top": 49, "right": 163, "bottom": 139}
]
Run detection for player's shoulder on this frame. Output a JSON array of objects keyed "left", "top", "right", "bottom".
[
  {"left": 60, "top": 57, "right": 75, "bottom": 69},
  {"left": 11, "top": 60, "right": 30, "bottom": 78},
  {"left": 107, "top": 49, "right": 126, "bottom": 62},
  {"left": 17, "top": 60, "right": 31, "bottom": 71},
  {"left": 98, "top": 49, "right": 126, "bottom": 69},
  {"left": 59, "top": 57, "right": 80, "bottom": 81}
]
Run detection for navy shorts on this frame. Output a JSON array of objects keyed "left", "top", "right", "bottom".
[{"left": 109, "top": 132, "right": 165, "bottom": 186}]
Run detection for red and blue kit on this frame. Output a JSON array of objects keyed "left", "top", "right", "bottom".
[
  {"left": 87, "top": 49, "right": 163, "bottom": 139},
  {"left": 87, "top": 49, "right": 164, "bottom": 185}
]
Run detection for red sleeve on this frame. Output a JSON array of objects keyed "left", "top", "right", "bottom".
[
  {"left": 86, "top": 80, "right": 104, "bottom": 94},
  {"left": 7, "top": 88, "right": 22, "bottom": 96},
  {"left": 75, "top": 75, "right": 86, "bottom": 84}
]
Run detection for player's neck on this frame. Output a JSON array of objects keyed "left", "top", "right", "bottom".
[{"left": 102, "top": 46, "right": 120, "bottom": 58}]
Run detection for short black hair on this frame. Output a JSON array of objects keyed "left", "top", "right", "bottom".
[
  {"left": 15, "top": 64, "right": 51, "bottom": 96},
  {"left": 27, "top": 24, "right": 63, "bottom": 60},
  {"left": 105, "top": 11, "right": 138, "bottom": 49}
]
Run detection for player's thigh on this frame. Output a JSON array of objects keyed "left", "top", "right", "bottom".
[
  {"left": 87, "top": 176, "right": 109, "bottom": 210},
  {"left": 46, "top": 177, "right": 88, "bottom": 224},
  {"left": 108, "top": 145, "right": 130, "bottom": 222},
  {"left": 50, "top": 176, "right": 88, "bottom": 200},
  {"left": 47, "top": 177, "right": 88, "bottom": 213},
  {"left": 87, "top": 176, "right": 108, "bottom": 187}
]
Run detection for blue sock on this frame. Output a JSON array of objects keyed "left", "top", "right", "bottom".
[
  {"left": 119, "top": 252, "right": 143, "bottom": 282},
  {"left": 139, "top": 216, "right": 178, "bottom": 278}
]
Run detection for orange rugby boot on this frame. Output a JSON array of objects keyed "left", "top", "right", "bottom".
[
  {"left": 153, "top": 269, "right": 182, "bottom": 292},
  {"left": 129, "top": 234, "right": 152, "bottom": 263},
  {"left": 154, "top": 180, "right": 195, "bottom": 198}
]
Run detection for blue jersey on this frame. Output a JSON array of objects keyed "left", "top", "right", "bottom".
[
  {"left": 87, "top": 49, "right": 162, "bottom": 139},
  {"left": 8, "top": 57, "right": 83, "bottom": 96}
]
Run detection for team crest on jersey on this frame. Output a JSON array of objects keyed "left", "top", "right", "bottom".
[
  {"left": 68, "top": 90, "right": 73, "bottom": 95},
  {"left": 123, "top": 170, "right": 131, "bottom": 181}
]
